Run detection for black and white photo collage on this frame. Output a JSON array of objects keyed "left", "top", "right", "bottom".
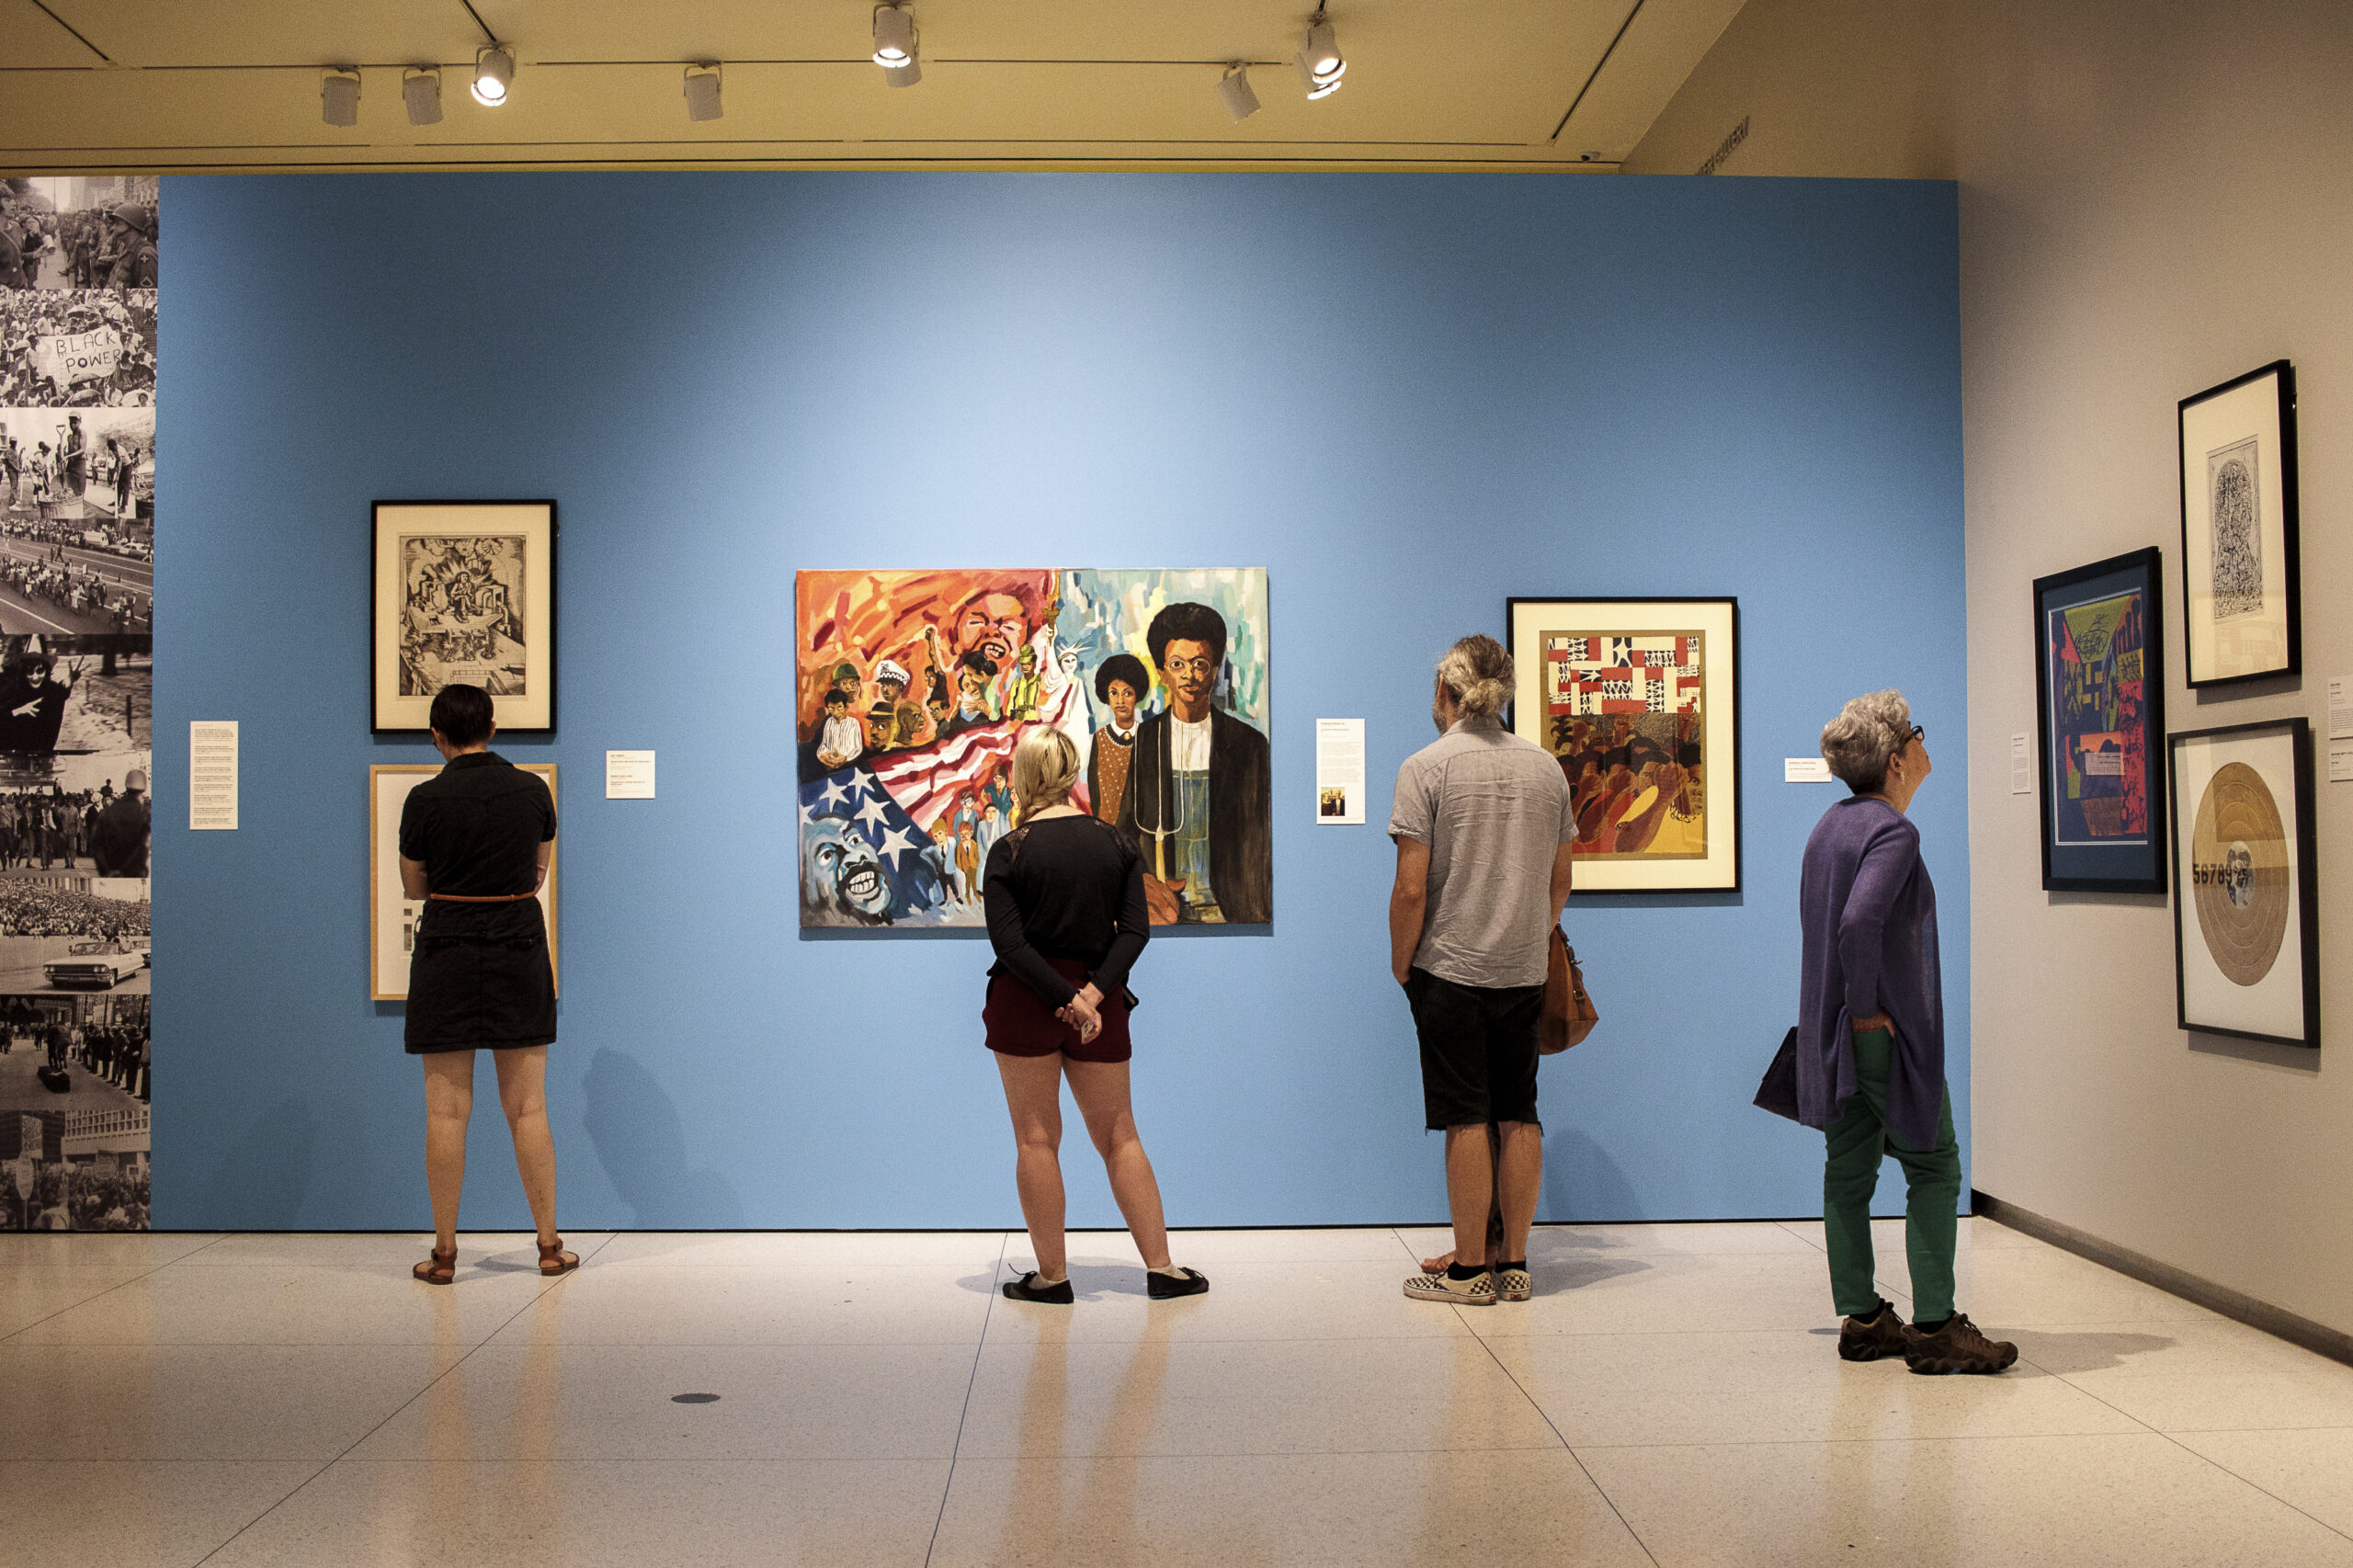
[{"left": 0, "top": 176, "right": 156, "bottom": 1232}]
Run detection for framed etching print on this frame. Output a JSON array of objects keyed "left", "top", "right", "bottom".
[
  {"left": 2168, "top": 719, "right": 2316, "bottom": 1049},
  {"left": 373, "top": 501, "right": 555, "bottom": 732},
  {"left": 2179, "top": 362, "right": 2299, "bottom": 687},
  {"left": 369, "top": 764, "right": 559, "bottom": 1001},
  {"left": 1506, "top": 597, "right": 1739, "bottom": 892},
  {"left": 2033, "top": 548, "right": 2165, "bottom": 892}
]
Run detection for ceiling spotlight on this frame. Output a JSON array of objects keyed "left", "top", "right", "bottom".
[
  {"left": 872, "top": 5, "right": 917, "bottom": 67},
  {"left": 1297, "top": 9, "right": 1346, "bottom": 99},
  {"left": 684, "top": 62, "right": 722, "bottom": 121},
  {"left": 321, "top": 67, "right": 361, "bottom": 128},
  {"left": 1218, "top": 62, "right": 1260, "bottom": 123},
  {"left": 885, "top": 47, "right": 922, "bottom": 86},
  {"left": 403, "top": 67, "right": 443, "bottom": 126},
  {"left": 472, "top": 43, "right": 515, "bottom": 107}
]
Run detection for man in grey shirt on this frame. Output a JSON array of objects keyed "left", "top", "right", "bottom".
[{"left": 1389, "top": 634, "right": 1577, "bottom": 1306}]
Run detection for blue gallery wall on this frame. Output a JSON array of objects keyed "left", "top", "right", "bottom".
[{"left": 155, "top": 173, "right": 1963, "bottom": 1231}]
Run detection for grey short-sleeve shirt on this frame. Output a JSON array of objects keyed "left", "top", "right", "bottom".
[{"left": 1389, "top": 716, "right": 1576, "bottom": 989}]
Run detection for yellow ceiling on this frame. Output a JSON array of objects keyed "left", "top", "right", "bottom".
[{"left": 0, "top": 0, "right": 1746, "bottom": 173}]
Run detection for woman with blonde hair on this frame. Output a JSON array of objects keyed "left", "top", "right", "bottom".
[{"left": 982, "top": 724, "right": 1206, "bottom": 1303}]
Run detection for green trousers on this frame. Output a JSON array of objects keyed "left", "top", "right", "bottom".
[{"left": 1823, "top": 1027, "right": 1961, "bottom": 1324}]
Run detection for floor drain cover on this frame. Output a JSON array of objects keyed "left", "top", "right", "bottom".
[{"left": 671, "top": 1392, "right": 721, "bottom": 1404}]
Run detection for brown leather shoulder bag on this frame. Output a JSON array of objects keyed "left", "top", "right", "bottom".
[{"left": 1539, "top": 926, "right": 1598, "bottom": 1055}]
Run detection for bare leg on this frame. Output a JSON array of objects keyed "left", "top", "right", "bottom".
[
  {"left": 1495, "top": 1120, "right": 1543, "bottom": 1262},
  {"left": 492, "top": 1045, "right": 559, "bottom": 1244},
  {"left": 1444, "top": 1123, "right": 1495, "bottom": 1266},
  {"left": 996, "top": 1051, "right": 1068, "bottom": 1281},
  {"left": 421, "top": 1051, "right": 475, "bottom": 1253},
  {"left": 1425, "top": 1124, "right": 1506, "bottom": 1271},
  {"left": 1064, "top": 1057, "right": 1172, "bottom": 1271}
]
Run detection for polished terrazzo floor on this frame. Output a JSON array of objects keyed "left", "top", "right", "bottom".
[{"left": 8, "top": 1217, "right": 2353, "bottom": 1566}]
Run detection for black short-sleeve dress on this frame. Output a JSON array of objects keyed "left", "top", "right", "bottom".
[{"left": 397, "top": 751, "right": 557, "bottom": 1054}]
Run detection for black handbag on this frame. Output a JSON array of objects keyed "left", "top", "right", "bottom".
[{"left": 1754, "top": 1026, "right": 1802, "bottom": 1121}]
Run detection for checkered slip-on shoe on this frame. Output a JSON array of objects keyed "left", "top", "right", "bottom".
[
  {"left": 1404, "top": 1268, "right": 1495, "bottom": 1306},
  {"left": 1495, "top": 1266, "right": 1533, "bottom": 1302}
]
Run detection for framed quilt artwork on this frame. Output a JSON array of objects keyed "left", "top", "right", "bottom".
[
  {"left": 2168, "top": 719, "right": 2316, "bottom": 1049},
  {"left": 369, "top": 763, "right": 559, "bottom": 1001},
  {"left": 1505, "top": 597, "right": 1739, "bottom": 893},
  {"left": 2178, "top": 362, "right": 2299, "bottom": 687},
  {"left": 2032, "top": 548, "right": 2165, "bottom": 892},
  {"left": 372, "top": 500, "right": 556, "bottom": 733}
]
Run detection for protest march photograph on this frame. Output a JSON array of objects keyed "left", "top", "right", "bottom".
[{"left": 0, "top": 407, "right": 152, "bottom": 635}]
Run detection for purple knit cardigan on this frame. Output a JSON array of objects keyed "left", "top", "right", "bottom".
[{"left": 1795, "top": 794, "right": 1945, "bottom": 1150}]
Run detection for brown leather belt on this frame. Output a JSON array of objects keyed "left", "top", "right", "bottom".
[{"left": 427, "top": 892, "right": 537, "bottom": 903}]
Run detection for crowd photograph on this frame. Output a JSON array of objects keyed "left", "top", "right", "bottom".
[
  {"left": 0, "top": 771, "right": 149, "bottom": 874},
  {"left": 0, "top": 290, "right": 157, "bottom": 409},
  {"left": 0, "top": 990, "right": 148, "bottom": 1231},
  {"left": 0, "top": 176, "right": 159, "bottom": 292},
  {"left": 0, "top": 878, "right": 150, "bottom": 941}
]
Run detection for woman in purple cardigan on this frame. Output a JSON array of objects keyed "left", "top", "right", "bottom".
[{"left": 1799, "top": 690, "right": 2015, "bottom": 1375}]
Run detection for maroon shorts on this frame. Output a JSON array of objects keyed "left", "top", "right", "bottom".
[{"left": 984, "top": 957, "right": 1131, "bottom": 1064}]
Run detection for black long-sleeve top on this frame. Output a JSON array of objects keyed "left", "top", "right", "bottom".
[{"left": 983, "top": 813, "right": 1149, "bottom": 1007}]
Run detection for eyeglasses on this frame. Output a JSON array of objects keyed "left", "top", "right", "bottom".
[{"left": 1907, "top": 724, "right": 1926, "bottom": 745}]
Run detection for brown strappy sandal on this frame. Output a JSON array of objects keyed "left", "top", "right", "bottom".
[
  {"left": 538, "top": 1236, "right": 579, "bottom": 1277},
  {"left": 413, "top": 1244, "right": 457, "bottom": 1286}
]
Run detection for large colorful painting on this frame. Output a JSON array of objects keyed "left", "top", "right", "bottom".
[
  {"left": 795, "top": 569, "right": 1271, "bottom": 928},
  {"left": 2168, "top": 718, "right": 2317, "bottom": 1049},
  {"left": 2033, "top": 547, "right": 2165, "bottom": 892},
  {"left": 1505, "top": 597, "right": 1740, "bottom": 892}
]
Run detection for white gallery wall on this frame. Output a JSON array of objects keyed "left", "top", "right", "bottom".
[{"left": 1628, "top": 0, "right": 2353, "bottom": 1335}]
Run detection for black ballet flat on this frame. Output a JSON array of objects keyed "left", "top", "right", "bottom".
[
  {"left": 1002, "top": 1270, "right": 1074, "bottom": 1304},
  {"left": 1147, "top": 1267, "right": 1210, "bottom": 1300}
]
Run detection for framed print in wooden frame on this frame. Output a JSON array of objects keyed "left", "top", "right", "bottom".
[
  {"left": 2168, "top": 718, "right": 2316, "bottom": 1049},
  {"left": 2178, "top": 361, "right": 2298, "bottom": 688},
  {"left": 372, "top": 500, "right": 556, "bottom": 733},
  {"left": 1505, "top": 597, "right": 1739, "bottom": 892},
  {"left": 2033, "top": 547, "right": 2165, "bottom": 892},
  {"left": 369, "top": 764, "right": 559, "bottom": 1002}
]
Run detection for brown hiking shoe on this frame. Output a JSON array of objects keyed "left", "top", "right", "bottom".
[
  {"left": 1904, "top": 1312, "right": 2018, "bottom": 1375},
  {"left": 1837, "top": 1303, "right": 1908, "bottom": 1361}
]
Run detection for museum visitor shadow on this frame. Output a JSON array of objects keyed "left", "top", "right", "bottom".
[
  {"left": 200, "top": 1096, "right": 318, "bottom": 1229},
  {"left": 2002, "top": 1328, "right": 2177, "bottom": 1374},
  {"left": 1525, "top": 1127, "right": 1655, "bottom": 1293},
  {"left": 583, "top": 1047, "right": 746, "bottom": 1230}
]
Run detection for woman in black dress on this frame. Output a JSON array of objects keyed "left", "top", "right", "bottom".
[
  {"left": 398, "top": 684, "right": 575, "bottom": 1285},
  {"left": 984, "top": 725, "right": 1206, "bottom": 1303}
]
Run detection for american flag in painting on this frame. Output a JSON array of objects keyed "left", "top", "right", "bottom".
[{"left": 1546, "top": 633, "right": 1704, "bottom": 717}]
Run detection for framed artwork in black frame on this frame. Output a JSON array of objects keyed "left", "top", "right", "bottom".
[
  {"left": 2178, "top": 360, "right": 2299, "bottom": 688},
  {"left": 1504, "top": 597, "right": 1740, "bottom": 892},
  {"left": 2168, "top": 717, "right": 2318, "bottom": 1050},
  {"left": 2032, "top": 547, "right": 2165, "bottom": 892},
  {"left": 372, "top": 500, "right": 557, "bottom": 733}
]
